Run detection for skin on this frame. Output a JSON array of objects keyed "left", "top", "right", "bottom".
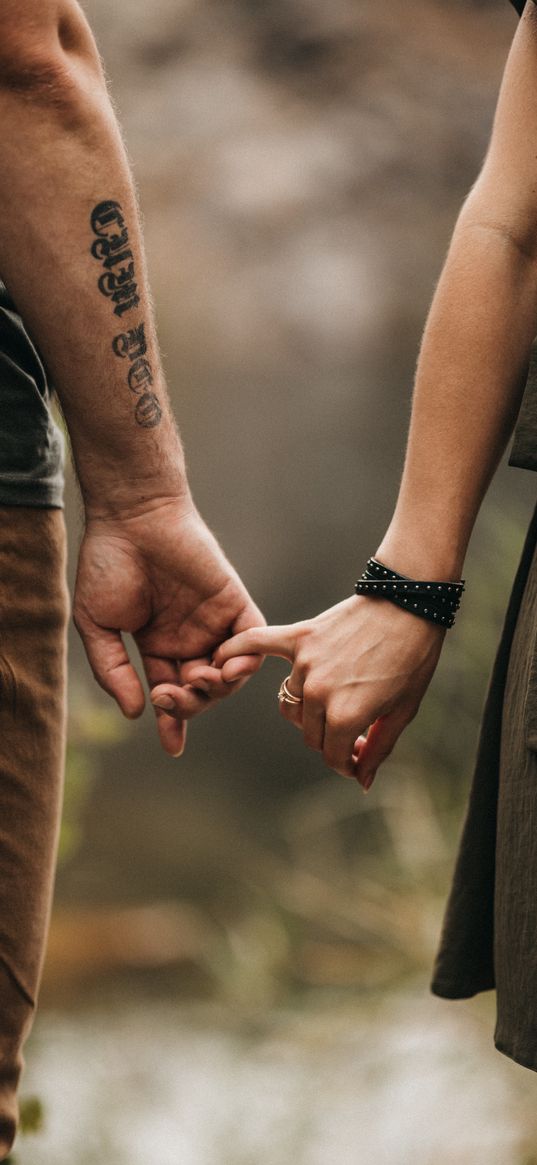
[
  {"left": 210, "top": 599, "right": 444, "bottom": 783},
  {"left": 186, "top": 1, "right": 537, "bottom": 786},
  {"left": 0, "top": 0, "right": 265, "bottom": 757}
]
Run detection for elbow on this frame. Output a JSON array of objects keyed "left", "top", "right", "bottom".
[
  {"left": 461, "top": 181, "right": 537, "bottom": 267},
  {"left": 0, "top": 2, "right": 107, "bottom": 123}
]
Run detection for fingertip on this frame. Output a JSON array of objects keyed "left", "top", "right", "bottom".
[
  {"left": 155, "top": 705, "right": 187, "bottom": 756},
  {"left": 170, "top": 738, "right": 186, "bottom": 758},
  {"left": 179, "top": 658, "right": 215, "bottom": 685},
  {"left": 221, "top": 654, "right": 263, "bottom": 683},
  {"left": 212, "top": 645, "right": 230, "bottom": 669},
  {"left": 152, "top": 684, "right": 216, "bottom": 721},
  {"left": 117, "top": 688, "right": 146, "bottom": 719},
  {"left": 216, "top": 628, "right": 267, "bottom": 666},
  {"left": 122, "top": 703, "right": 145, "bottom": 720},
  {"left": 150, "top": 686, "right": 182, "bottom": 717}
]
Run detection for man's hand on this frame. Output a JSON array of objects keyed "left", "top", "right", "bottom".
[
  {"left": 211, "top": 595, "right": 446, "bottom": 788},
  {"left": 73, "top": 499, "right": 265, "bottom": 757}
]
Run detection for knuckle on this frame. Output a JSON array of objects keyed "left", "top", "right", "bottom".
[
  {"left": 302, "top": 679, "right": 326, "bottom": 706},
  {"left": 294, "top": 649, "right": 313, "bottom": 675},
  {"left": 294, "top": 620, "right": 312, "bottom": 644},
  {"left": 326, "top": 709, "right": 353, "bottom": 734},
  {"left": 323, "top": 749, "right": 352, "bottom": 779},
  {"left": 383, "top": 704, "right": 417, "bottom": 739}
]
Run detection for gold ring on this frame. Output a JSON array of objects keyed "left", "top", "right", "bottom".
[{"left": 277, "top": 676, "right": 303, "bottom": 705}]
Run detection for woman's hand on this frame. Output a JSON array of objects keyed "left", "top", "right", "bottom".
[{"left": 209, "top": 595, "right": 447, "bottom": 788}]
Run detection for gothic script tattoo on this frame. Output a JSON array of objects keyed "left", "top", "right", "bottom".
[
  {"left": 112, "top": 320, "right": 162, "bottom": 429},
  {"left": 90, "top": 199, "right": 162, "bottom": 429},
  {"left": 90, "top": 200, "right": 140, "bottom": 318}
]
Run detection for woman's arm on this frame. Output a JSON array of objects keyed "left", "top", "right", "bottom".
[
  {"left": 378, "top": 0, "right": 537, "bottom": 579},
  {"left": 201, "top": 4, "right": 537, "bottom": 785}
]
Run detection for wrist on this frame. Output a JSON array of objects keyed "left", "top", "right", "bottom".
[
  {"left": 80, "top": 457, "right": 192, "bottom": 522},
  {"left": 72, "top": 425, "right": 191, "bottom": 521},
  {"left": 83, "top": 488, "right": 194, "bottom": 526},
  {"left": 375, "top": 519, "right": 467, "bottom": 582}
]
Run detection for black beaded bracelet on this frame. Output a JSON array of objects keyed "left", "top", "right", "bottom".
[{"left": 354, "top": 556, "right": 465, "bottom": 629}]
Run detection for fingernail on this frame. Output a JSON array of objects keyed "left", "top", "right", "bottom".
[
  {"left": 362, "top": 770, "right": 376, "bottom": 792},
  {"left": 152, "top": 695, "right": 175, "bottom": 712}
]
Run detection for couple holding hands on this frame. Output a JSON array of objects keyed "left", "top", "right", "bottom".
[
  {"left": 120, "top": 501, "right": 459, "bottom": 795},
  {"left": 0, "top": 16, "right": 534, "bottom": 1149}
]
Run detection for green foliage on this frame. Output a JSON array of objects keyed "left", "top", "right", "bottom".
[
  {"left": 58, "top": 680, "right": 128, "bottom": 867},
  {"left": 2, "top": 1095, "right": 45, "bottom": 1162},
  {"left": 18, "top": 1095, "right": 44, "bottom": 1135}
]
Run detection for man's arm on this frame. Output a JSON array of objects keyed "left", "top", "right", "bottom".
[
  {"left": 0, "top": 0, "right": 265, "bottom": 755},
  {"left": 0, "top": 0, "right": 183, "bottom": 513}
]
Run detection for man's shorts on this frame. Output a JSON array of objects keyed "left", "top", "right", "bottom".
[{"left": 0, "top": 278, "right": 64, "bottom": 509}]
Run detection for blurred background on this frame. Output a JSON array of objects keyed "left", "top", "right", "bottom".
[{"left": 11, "top": 0, "right": 537, "bottom": 1161}]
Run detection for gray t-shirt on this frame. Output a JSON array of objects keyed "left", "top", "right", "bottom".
[{"left": 0, "top": 278, "right": 64, "bottom": 508}]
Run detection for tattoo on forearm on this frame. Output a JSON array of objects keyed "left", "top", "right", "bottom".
[
  {"left": 112, "top": 321, "right": 162, "bottom": 429},
  {"left": 90, "top": 199, "right": 162, "bottom": 429},
  {"left": 90, "top": 200, "right": 139, "bottom": 317}
]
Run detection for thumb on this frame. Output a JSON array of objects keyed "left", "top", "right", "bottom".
[
  {"left": 75, "top": 615, "right": 145, "bottom": 719},
  {"left": 214, "top": 623, "right": 300, "bottom": 673}
]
